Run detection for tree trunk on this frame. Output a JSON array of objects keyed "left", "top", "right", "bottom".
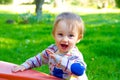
[{"left": 35, "top": 0, "right": 44, "bottom": 22}]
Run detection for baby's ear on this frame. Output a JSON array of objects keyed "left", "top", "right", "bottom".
[{"left": 77, "top": 34, "right": 83, "bottom": 43}]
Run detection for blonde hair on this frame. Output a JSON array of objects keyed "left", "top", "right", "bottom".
[{"left": 52, "top": 12, "right": 84, "bottom": 40}]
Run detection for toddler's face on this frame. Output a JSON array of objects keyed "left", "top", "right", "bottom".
[{"left": 54, "top": 20, "right": 79, "bottom": 53}]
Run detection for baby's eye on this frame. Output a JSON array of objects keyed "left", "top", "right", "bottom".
[
  {"left": 69, "top": 34, "right": 74, "bottom": 37},
  {"left": 58, "top": 33, "right": 63, "bottom": 36}
]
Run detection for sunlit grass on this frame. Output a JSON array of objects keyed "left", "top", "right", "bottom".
[{"left": 0, "top": 38, "right": 18, "bottom": 49}]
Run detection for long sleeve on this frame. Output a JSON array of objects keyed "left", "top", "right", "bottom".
[
  {"left": 21, "top": 49, "right": 50, "bottom": 69},
  {"left": 55, "top": 54, "right": 86, "bottom": 76},
  {"left": 21, "top": 53, "right": 42, "bottom": 69},
  {"left": 21, "top": 44, "right": 57, "bottom": 69}
]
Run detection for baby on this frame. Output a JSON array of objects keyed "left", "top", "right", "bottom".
[{"left": 12, "top": 12, "right": 88, "bottom": 80}]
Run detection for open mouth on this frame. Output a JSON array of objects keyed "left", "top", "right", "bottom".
[{"left": 61, "top": 44, "right": 68, "bottom": 49}]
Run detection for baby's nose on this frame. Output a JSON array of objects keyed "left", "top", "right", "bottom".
[{"left": 62, "top": 36, "right": 68, "bottom": 42}]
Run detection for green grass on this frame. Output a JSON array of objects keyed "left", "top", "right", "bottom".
[{"left": 0, "top": 8, "right": 120, "bottom": 80}]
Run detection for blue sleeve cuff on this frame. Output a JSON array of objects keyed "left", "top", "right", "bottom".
[{"left": 71, "top": 63, "right": 85, "bottom": 76}]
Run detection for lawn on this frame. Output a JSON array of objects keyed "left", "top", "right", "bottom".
[{"left": 0, "top": 5, "right": 120, "bottom": 80}]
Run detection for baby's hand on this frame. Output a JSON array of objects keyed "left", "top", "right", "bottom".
[
  {"left": 46, "top": 49, "right": 55, "bottom": 60},
  {"left": 11, "top": 65, "right": 26, "bottom": 72}
]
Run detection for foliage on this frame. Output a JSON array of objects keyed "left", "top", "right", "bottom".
[
  {"left": 17, "top": 12, "right": 36, "bottom": 24},
  {"left": 0, "top": 10, "right": 120, "bottom": 80},
  {"left": 0, "top": 0, "right": 13, "bottom": 4},
  {"left": 115, "top": 0, "right": 120, "bottom": 8},
  {"left": 70, "top": 0, "right": 79, "bottom": 5},
  {"left": 14, "top": 12, "right": 54, "bottom": 24}
]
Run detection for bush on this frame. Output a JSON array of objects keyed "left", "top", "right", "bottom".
[
  {"left": 0, "top": 0, "right": 13, "bottom": 4},
  {"left": 115, "top": 0, "right": 120, "bottom": 8}
]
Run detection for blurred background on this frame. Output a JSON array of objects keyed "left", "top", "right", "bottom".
[{"left": 0, "top": 0, "right": 120, "bottom": 80}]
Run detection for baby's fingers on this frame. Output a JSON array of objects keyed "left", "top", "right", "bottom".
[
  {"left": 46, "top": 49, "right": 54, "bottom": 54},
  {"left": 11, "top": 66, "right": 25, "bottom": 72},
  {"left": 20, "top": 66, "right": 26, "bottom": 71},
  {"left": 11, "top": 66, "right": 20, "bottom": 72}
]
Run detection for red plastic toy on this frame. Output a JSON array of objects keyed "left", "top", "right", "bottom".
[{"left": 0, "top": 61, "right": 61, "bottom": 80}]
